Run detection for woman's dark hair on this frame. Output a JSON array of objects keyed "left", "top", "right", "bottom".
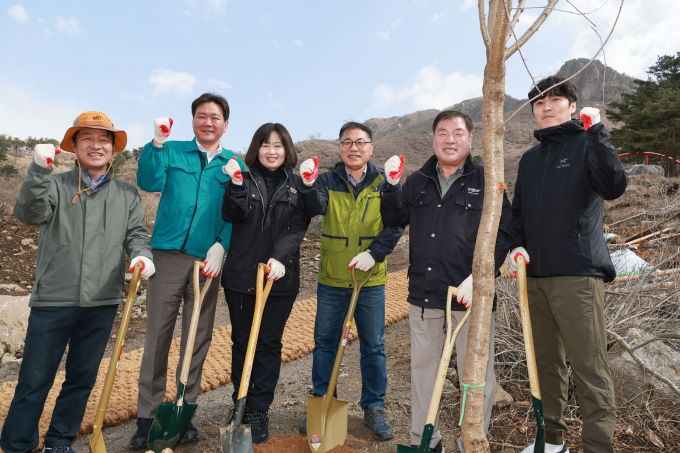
[
  {"left": 245, "top": 123, "right": 298, "bottom": 168},
  {"left": 339, "top": 122, "right": 373, "bottom": 140},
  {"left": 191, "top": 92, "right": 230, "bottom": 120},
  {"left": 528, "top": 75, "right": 578, "bottom": 110}
]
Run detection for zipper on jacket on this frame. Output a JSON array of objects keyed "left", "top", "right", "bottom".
[
  {"left": 253, "top": 172, "right": 290, "bottom": 237},
  {"left": 361, "top": 198, "right": 371, "bottom": 222},
  {"left": 537, "top": 143, "right": 549, "bottom": 275},
  {"left": 180, "top": 152, "right": 206, "bottom": 252}
]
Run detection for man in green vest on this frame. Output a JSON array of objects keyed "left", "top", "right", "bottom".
[{"left": 296, "top": 122, "right": 403, "bottom": 441}]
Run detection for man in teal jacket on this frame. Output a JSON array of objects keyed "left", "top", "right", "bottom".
[
  {"left": 1, "top": 111, "right": 154, "bottom": 453},
  {"left": 132, "top": 93, "right": 245, "bottom": 448}
]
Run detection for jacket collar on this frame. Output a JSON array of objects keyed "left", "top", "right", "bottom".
[
  {"left": 70, "top": 162, "right": 113, "bottom": 190},
  {"left": 534, "top": 118, "right": 584, "bottom": 144},
  {"left": 418, "top": 153, "right": 476, "bottom": 178},
  {"left": 332, "top": 160, "right": 381, "bottom": 185}
]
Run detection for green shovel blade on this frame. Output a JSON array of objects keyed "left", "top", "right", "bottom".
[
  {"left": 532, "top": 395, "right": 545, "bottom": 453},
  {"left": 396, "top": 423, "right": 433, "bottom": 453},
  {"left": 147, "top": 399, "right": 197, "bottom": 453}
]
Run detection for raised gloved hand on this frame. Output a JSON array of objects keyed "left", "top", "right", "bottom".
[
  {"left": 222, "top": 156, "right": 243, "bottom": 185},
  {"left": 348, "top": 251, "right": 375, "bottom": 272},
  {"left": 385, "top": 155, "right": 405, "bottom": 185},
  {"left": 203, "top": 242, "right": 225, "bottom": 278},
  {"left": 266, "top": 257, "right": 285, "bottom": 281},
  {"left": 33, "top": 144, "right": 61, "bottom": 169},
  {"left": 507, "top": 246, "right": 530, "bottom": 279},
  {"left": 153, "top": 117, "right": 174, "bottom": 144},
  {"left": 456, "top": 274, "right": 473, "bottom": 309},
  {"left": 129, "top": 256, "right": 155, "bottom": 279},
  {"left": 577, "top": 107, "right": 600, "bottom": 131},
  {"left": 300, "top": 157, "right": 318, "bottom": 186}
]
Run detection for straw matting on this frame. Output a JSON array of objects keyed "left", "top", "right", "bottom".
[{"left": 0, "top": 270, "right": 410, "bottom": 444}]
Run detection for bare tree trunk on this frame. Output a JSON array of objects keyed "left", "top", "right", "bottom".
[{"left": 460, "top": 1, "right": 510, "bottom": 451}]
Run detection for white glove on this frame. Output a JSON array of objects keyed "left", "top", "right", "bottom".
[
  {"left": 507, "top": 247, "right": 530, "bottom": 278},
  {"left": 129, "top": 256, "right": 155, "bottom": 279},
  {"left": 578, "top": 107, "right": 600, "bottom": 131},
  {"left": 348, "top": 251, "right": 375, "bottom": 272},
  {"left": 456, "top": 274, "right": 473, "bottom": 309},
  {"left": 384, "top": 155, "right": 405, "bottom": 185},
  {"left": 203, "top": 242, "right": 225, "bottom": 278},
  {"left": 33, "top": 144, "right": 61, "bottom": 169},
  {"left": 300, "top": 157, "right": 318, "bottom": 186},
  {"left": 222, "top": 157, "right": 243, "bottom": 185},
  {"left": 266, "top": 257, "right": 285, "bottom": 281},
  {"left": 153, "top": 117, "right": 174, "bottom": 144}
]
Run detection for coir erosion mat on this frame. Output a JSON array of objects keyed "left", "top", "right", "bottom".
[{"left": 0, "top": 270, "right": 410, "bottom": 444}]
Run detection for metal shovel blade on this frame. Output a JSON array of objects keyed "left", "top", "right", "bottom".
[
  {"left": 306, "top": 395, "right": 348, "bottom": 453},
  {"left": 219, "top": 422, "right": 253, "bottom": 453},
  {"left": 147, "top": 400, "right": 197, "bottom": 453},
  {"left": 88, "top": 429, "right": 106, "bottom": 453},
  {"left": 396, "top": 424, "right": 434, "bottom": 453}
]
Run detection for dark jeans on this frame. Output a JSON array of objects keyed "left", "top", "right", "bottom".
[
  {"left": 225, "top": 289, "right": 296, "bottom": 411},
  {"left": 312, "top": 283, "right": 387, "bottom": 409},
  {"left": 0, "top": 305, "right": 117, "bottom": 453}
]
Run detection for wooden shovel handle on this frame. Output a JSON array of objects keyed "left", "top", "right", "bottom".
[{"left": 517, "top": 256, "right": 541, "bottom": 400}]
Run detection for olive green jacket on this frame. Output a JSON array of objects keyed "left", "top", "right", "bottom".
[{"left": 14, "top": 162, "right": 153, "bottom": 307}]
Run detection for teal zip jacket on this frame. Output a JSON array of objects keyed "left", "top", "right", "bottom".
[{"left": 137, "top": 139, "right": 244, "bottom": 257}]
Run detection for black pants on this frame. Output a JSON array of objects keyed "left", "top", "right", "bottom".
[
  {"left": 0, "top": 305, "right": 117, "bottom": 453},
  {"left": 225, "top": 289, "right": 296, "bottom": 411}
]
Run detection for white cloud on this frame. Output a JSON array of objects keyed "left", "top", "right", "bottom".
[
  {"left": 369, "top": 65, "right": 483, "bottom": 111},
  {"left": 123, "top": 123, "right": 148, "bottom": 149},
  {"left": 149, "top": 69, "right": 197, "bottom": 95},
  {"left": 207, "top": 78, "right": 231, "bottom": 89},
  {"left": 459, "top": 0, "right": 475, "bottom": 12},
  {"left": 292, "top": 39, "right": 303, "bottom": 46},
  {"left": 55, "top": 16, "right": 85, "bottom": 35},
  {"left": 391, "top": 19, "right": 402, "bottom": 28},
  {"left": 8, "top": 4, "right": 28, "bottom": 23},
  {"left": 431, "top": 12, "right": 444, "bottom": 22},
  {"left": 377, "top": 30, "right": 390, "bottom": 42},
  {"left": 206, "top": 0, "right": 227, "bottom": 14}
]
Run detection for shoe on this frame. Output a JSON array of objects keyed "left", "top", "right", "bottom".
[
  {"left": 362, "top": 404, "right": 394, "bottom": 441},
  {"left": 129, "top": 417, "right": 153, "bottom": 450},
  {"left": 410, "top": 440, "right": 443, "bottom": 453},
  {"left": 243, "top": 408, "right": 269, "bottom": 444},
  {"left": 520, "top": 441, "right": 569, "bottom": 453},
  {"left": 298, "top": 417, "right": 307, "bottom": 435},
  {"left": 42, "top": 446, "right": 77, "bottom": 453},
  {"left": 181, "top": 423, "right": 199, "bottom": 443}
]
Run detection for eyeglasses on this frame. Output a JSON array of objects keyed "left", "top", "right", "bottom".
[{"left": 340, "top": 139, "right": 372, "bottom": 149}]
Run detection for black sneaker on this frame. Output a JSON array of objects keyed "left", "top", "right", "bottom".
[
  {"left": 244, "top": 408, "right": 269, "bottom": 444},
  {"left": 42, "top": 446, "right": 77, "bottom": 453},
  {"left": 411, "top": 440, "right": 443, "bottom": 453},
  {"left": 181, "top": 423, "right": 199, "bottom": 443},
  {"left": 363, "top": 404, "right": 394, "bottom": 441},
  {"left": 129, "top": 417, "right": 153, "bottom": 450},
  {"left": 298, "top": 417, "right": 307, "bottom": 435}
]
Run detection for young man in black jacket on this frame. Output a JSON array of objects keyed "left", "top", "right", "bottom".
[
  {"left": 380, "top": 111, "right": 514, "bottom": 453},
  {"left": 508, "top": 75, "right": 627, "bottom": 453}
]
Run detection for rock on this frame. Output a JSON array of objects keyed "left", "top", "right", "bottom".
[
  {"left": 20, "top": 238, "right": 33, "bottom": 245},
  {"left": 0, "top": 295, "right": 31, "bottom": 353},
  {"left": 1, "top": 352, "right": 17, "bottom": 363},
  {"left": 608, "top": 328, "right": 680, "bottom": 411},
  {"left": 135, "top": 289, "right": 147, "bottom": 305},
  {"left": 625, "top": 165, "right": 664, "bottom": 176},
  {"left": 493, "top": 384, "right": 513, "bottom": 409},
  {"left": 308, "top": 215, "right": 323, "bottom": 235},
  {"left": 443, "top": 379, "right": 456, "bottom": 391},
  {"left": 0, "top": 284, "right": 27, "bottom": 292}
]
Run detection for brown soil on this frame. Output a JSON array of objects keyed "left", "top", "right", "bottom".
[{"left": 253, "top": 436, "right": 364, "bottom": 453}]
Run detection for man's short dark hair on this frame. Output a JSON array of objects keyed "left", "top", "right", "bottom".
[
  {"left": 339, "top": 122, "right": 372, "bottom": 141},
  {"left": 191, "top": 92, "right": 230, "bottom": 120},
  {"left": 528, "top": 75, "right": 578, "bottom": 110},
  {"left": 245, "top": 123, "right": 298, "bottom": 168},
  {"left": 432, "top": 110, "right": 473, "bottom": 134}
]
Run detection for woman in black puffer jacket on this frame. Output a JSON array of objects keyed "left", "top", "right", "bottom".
[{"left": 220, "top": 123, "right": 310, "bottom": 444}]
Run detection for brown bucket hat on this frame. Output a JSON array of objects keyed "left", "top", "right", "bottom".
[{"left": 60, "top": 111, "right": 127, "bottom": 152}]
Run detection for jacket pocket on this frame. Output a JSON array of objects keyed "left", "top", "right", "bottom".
[
  {"left": 169, "top": 161, "right": 200, "bottom": 175},
  {"left": 321, "top": 234, "right": 349, "bottom": 251},
  {"left": 34, "top": 244, "right": 59, "bottom": 297}
]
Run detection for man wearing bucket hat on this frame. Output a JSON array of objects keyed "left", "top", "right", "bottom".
[
  {"left": 0, "top": 112, "right": 154, "bottom": 453},
  {"left": 131, "top": 92, "right": 245, "bottom": 448}
]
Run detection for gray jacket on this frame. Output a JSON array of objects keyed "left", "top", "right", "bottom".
[{"left": 14, "top": 162, "right": 153, "bottom": 307}]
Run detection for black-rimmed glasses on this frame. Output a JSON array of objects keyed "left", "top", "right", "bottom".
[{"left": 340, "top": 139, "right": 372, "bottom": 149}]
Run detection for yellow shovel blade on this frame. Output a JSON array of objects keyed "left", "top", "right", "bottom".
[
  {"left": 306, "top": 395, "right": 348, "bottom": 453},
  {"left": 88, "top": 429, "right": 106, "bottom": 453}
]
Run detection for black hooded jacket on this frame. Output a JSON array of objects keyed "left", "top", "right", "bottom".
[
  {"left": 221, "top": 165, "right": 311, "bottom": 296},
  {"left": 511, "top": 120, "right": 628, "bottom": 282},
  {"left": 380, "top": 154, "right": 514, "bottom": 311}
]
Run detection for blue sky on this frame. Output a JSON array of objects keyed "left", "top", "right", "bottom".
[{"left": 1, "top": 0, "right": 678, "bottom": 151}]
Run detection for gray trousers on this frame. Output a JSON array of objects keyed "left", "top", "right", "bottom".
[
  {"left": 137, "top": 249, "right": 221, "bottom": 418},
  {"left": 409, "top": 304, "right": 496, "bottom": 450}
]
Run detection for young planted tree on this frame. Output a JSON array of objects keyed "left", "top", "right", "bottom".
[{"left": 460, "top": 1, "right": 621, "bottom": 451}]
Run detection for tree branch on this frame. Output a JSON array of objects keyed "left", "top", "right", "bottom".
[
  {"left": 503, "top": 0, "right": 542, "bottom": 95},
  {"left": 506, "top": 0, "right": 527, "bottom": 44},
  {"left": 504, "top": 0, "right": 559, "bottom": 61},
  {"left": 501, "top": 0, "right": 625, "bottom": 129},
  {"left": 608, "top": 329, "right": 680, "bottom": 398},
  {"left": 478, "top": 0, "right": 491, "bottom": 51}
]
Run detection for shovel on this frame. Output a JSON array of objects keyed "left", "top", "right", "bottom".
[
  {"left": 89, "top": 262, "right": 143, "bottom": 453},
  {"left": 147, "top": 261, "right": 213, "bottom": 453},
  {"left": 306, "top": 267, "right": 373, "bottom": 453},
  {"left": 220, "top": 263, "right": 274, "bottom": 453},
  {"left": 396, "top": 286, "right": 470, "bottom": 453},
  {"left": 517, "top": 256, "right": 545, "bottom": 453}
]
